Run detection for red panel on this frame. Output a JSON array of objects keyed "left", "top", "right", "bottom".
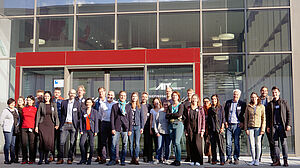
[
  {"left": 195, "top": 62, "right": 201, "bottom": 96},
  {"left": 66, "top": 50, "right": 146, "bottom": 65},
  {"left": 15, "top": 66, "right": 20, "bottom": 100},
  {"left": 146, "top": 48, "right": 200, "bottom": 64},
  {"left": 16, "top": 52, "right": 66, "bottom": 66}
]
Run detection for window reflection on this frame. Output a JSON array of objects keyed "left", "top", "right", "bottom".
[
  {"left": 159, "top": 0, "right": 200, "bottom": 10},
  {"left": 77, "top": 0, "right": 114, "bottom": 13},
  {"left": 0, "top": 0, "right": 34, "bottom": 16},
  {"left": 247, "top": 0, "right": 289, "bottom": 7},
  {"left": 37, "top": 0, "right": 73, "bottom": 15},
  {"left": 118, "top": 0, "right": 156, "bottom": 12},
  {"left": 202, "top": 0, "right": 244, "bottom": 9}
]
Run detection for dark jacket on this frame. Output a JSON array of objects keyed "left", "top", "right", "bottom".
[
  {"left": 75, "top": 96, "right": 87, "bottom": 111},
  {"left": 127, "top": 103, "right": 144, "bottom": 129},
  {"left": 207, "top": 105, "right": 225, "bottom": 132},
  {"left": 80, "top": 108, "right": 99, "bottom": 133},
  {"left": 224, "top": 99, "right": 246, "bottom": 125},
  {"left": 53, "top": 98, "right": 63, "bottom": 121},
  {"left": 184, "top": 105, "right": 205, "bottom": 135},
  {"left": 110, "top": 103, "right": 132, "bottom": 132},
  {"left": 35, "top": 102, "right": 60, "bottom": 128},
  {"left": 142, "top": 104, "right": 152, "bottom": 129},
  {"left": 60, "top": 99, "right": 81, "bottom": 129},
  {"left": 166, "top": 103, "right": 185, "bottom": 121},
  {"left": 266, "top": 98, "right": 292, "bottom": 136}
]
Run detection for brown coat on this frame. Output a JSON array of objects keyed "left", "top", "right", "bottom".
[{"left": 244, "top": 104, "right": 266, "bottom": 131}]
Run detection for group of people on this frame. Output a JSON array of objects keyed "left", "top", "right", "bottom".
[{"left": 0, "top": 85, "right": 291, "bottom": 167}]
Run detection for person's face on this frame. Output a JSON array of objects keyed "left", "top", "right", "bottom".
[
  {"left": 260, "top": 88, "right": 268, "bottom": 97},
  {"left": 153, "top": 99, "right": 160, "bottom": 108},
  {"left": 86, "top": 100, "right": 93, "bottom": 108},
  {"left": 163, "top": 102, "right": 169, "bottom": 111},
  {"left": 17, "top": 98, "right": 24, "bottom": 106},
  {"left": 44, "top": 93, "right": 51, "bottom": 103},
  {"left": 166, "top": 88, "right": 172, "bottom": 97},
  {"left": 272, "top": 89, "right": 280, "bottom": 100},
  {"left": 77, "top": 87, "right": 85, "bottom": 97},
  {"left": 203, "top": 98, "right": 210, "bottom": 107},
  {"left": 54, "top": 90, "right": 61, "bottom": 98},
  {"left": 211, "top": 96, "right": 218, "bottom": 106},
  {"left": 131, "top": 94, "right": 138, "bottom": 103},
  {"left": 191, "top": 96, "right": 198, "bottom": 105},
  {"left": 141, "top": 94, "right": 148, "bottom": 104},
  {"left": 27, "top": 98, "right": 34, "bottom": 106},
  {"left": 8, "top": 101, "right": 15, "bottom": 109},
  {"left": 172, "top": 93, "right": 179, "bottom": 102},
  {"left": 250, "top": 94, "right": 258, "bottom": 105},
  {"left": 187, "top": 90, "right": 194, "bottom": 99},
  {"left": 233, "top": 91, "right": 240, "bottom": 102},
  {"left": 36, "top": 92, "right": 43, "bottom": 98},
  {"left": 69, "top": 90, "right": 76, "bottom": 100},
  {"left": 119, "top": 92, "right": 127, "bottom": 102},
  {"left": 99, "top": 88, "right": 106, "bottom": 99},
  {"left": 107, "top": 91, "right": 115, "bottom": 102}
]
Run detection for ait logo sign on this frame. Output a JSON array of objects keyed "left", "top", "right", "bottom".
[{"left": 154, "top": 83, "right": 185, "bottom": 91}]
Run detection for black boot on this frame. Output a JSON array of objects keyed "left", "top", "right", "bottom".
[
  {"left": 38, "top": 152, "right": 44, "bottom": 165},
  {"left": 283, "top": 158, "right": 289, "bottom": 167},
  {"left": 44, "top": 152, "right": 49, "bottom": 164}
]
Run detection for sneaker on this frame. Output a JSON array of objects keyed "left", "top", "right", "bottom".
[
  {"left": 248, "top": 161, "right": 255, "bottom": 165},
  {"left": 225, "top": 159, "right": 232, "bottom": 164},
  {"left": 234, "top": 159, "right": 239, "bottom": 165},
  {"left": 254, "top": 160, "right": 260, "bottom": 166},
  {"left": 153, "top": 160, "right": 159, "bottom": 164},
  {"left": 189, "top": 162, "right": 194, "bottom": 166},
  {"left": 195, "top": 162, "right": 200, "bottom": 166}
]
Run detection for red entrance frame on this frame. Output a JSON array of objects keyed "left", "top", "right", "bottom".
[{"left": 15, "top": 48, "right": 201, "bottom": 99}]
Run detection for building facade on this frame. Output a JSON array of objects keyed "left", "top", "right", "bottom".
[{"left": 1, "top": 0, "right": 300, "bottom": 156}]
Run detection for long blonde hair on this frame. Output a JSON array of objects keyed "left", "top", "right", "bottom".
[{"left": 131, "top": 92, "right": 141, "bottom": 109}]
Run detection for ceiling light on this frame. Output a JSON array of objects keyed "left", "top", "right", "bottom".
[
  {"left": 214, "top": 56, "right": 229, "bottom": 61},
  {"left": 30, "top": 39, "right": 46, "bottom": 45},
  {"left": 161, "top": 38, "right": 170, "bottom": 42},
  {"left": 211, "top": 36, "right": 220, "bottom": 41},
  {"left": 219, "top": 33, "right": 235, "bottom": 40},
  {"left": 131, "top": 47, "right": 146, "bottom": 50},
  {"left": 212, "top": 43, "right": 222, "bottom": 47}
]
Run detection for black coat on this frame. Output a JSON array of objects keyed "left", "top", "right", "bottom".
[
  {"left": 224, "top": 99, "right": 246, "bottom": 125},
  {"left": 110, "top": 103, "right": 132, "bottom": 132},
  {"left": 60, "top": 99, "right": 81, "bottom": 129},
  {"left": 80, "top": 108, "right": 99, "bottom": 133}
]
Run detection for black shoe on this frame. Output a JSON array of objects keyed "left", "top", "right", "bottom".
[
  {"left": 77, "top": 160, "right": 86, "bottom": 165},
  {"left": 170, "top": 161, "right": 177, "bottom": 165},
  {"left": 38, "top": 160, "right": 43, "bottom": 165},
  {"left": 107, "top": 160, "right": 116, "bottom": 166},
  {"left": 184, "top": 158, "right": 190, "bottom": 162},
  {"left": 120, "top": 161, "right": 126, "bottom": 166},
  {"left": 45, "top": 160, "right": 49, "bottom": 164},
  {"left": 87, "top": 159, "right": 92, "bottom": 165},
  {"left": 4, "top": 161, "right": 11, "bottom": 164},
  {"left": 175, "top": 161, "right": 181, "bottom": 166}
]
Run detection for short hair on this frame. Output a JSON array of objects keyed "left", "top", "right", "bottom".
[
  {"left": 166, "top": 86, "right": 173, "bottom": 91},
  {"left": 98, "top": 87, "right": 106, "bottom": 92},
  {"left": 260, "top": 86, "right": 268, "bottom": 91},
  {"left": 203, "top": 97, "right": 210, "bottom": 102},
  {"left": 119, "top": 90, "right": 126, "bottom": 95},
  {"left": 85, "top": 98, "right": 95, "bottom": 107},
  {"left": 54, "top": 87, "right": 61, "bottom": 91},
  {"left": 172, "top": 91, "right": 181, "bottom": 100},
  {"left": 233, "top": 89, "right": 241, "bottom": 96},
  {"left": 152, "top": 97, "right": 162, "bottom": 108},
  {"left": 187, "top": 88, "right": 194, "bottom": 92},
  {"left": 77, "top": 85, "right": 86, "bottom": 92},
  {"left": 272, "top": 86, "right": 280, "bottom": 92},
  {"left": 36, "top": 89, "right": 44, "bottom": 94},
  {"left": 142, "top": 91, "right": 149, "bottom": 96},
  {"left": 250, "top": 92, "right": 261, "bottom": 105},
  {"left": 44, "top": 91, "right": 53, "bottom": 103},
  {"left": 7, "top": 98, "right": 15, "bottom": 106}
]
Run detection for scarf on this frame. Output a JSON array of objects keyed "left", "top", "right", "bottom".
[
  {"left": 171, "top": 103, "right": 181, "bottom": 113},
  {"left": 118, "top": 100, "right": 127, "bottom": 116}
]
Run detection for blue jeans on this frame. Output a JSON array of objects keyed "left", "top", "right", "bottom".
[
  {"left": 3, "top": 131, "right": 16, "bottom": 162},
  {"left": 111, "top": 131, "right": 128, "bottom": 163},
  {"left": 226, "top": 124, "right": 241, "bottom": 160},
  {"left": 157, "top": 134, "right": 170, "bottom": 160},
  {"left": 169, "top": 122, "right": 184, "bottom": 162},
  {"left": 129, "top": 126, "right": 141, "bottom": 158}
]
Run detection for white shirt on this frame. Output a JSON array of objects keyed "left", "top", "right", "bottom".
[
  {"left": 150, "top": 109, "right": 160, "bottom": 128},
  {"left": 66, "top": 99, "right": 74, "bottom": 122},
  {"left": 99, "top": 100, "right": 117, "bottom": 122}
]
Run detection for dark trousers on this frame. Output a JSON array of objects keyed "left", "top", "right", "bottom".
[
  {"left": 100, "top": 121, "right": 112, "bottom": 160},
  {"left": 185, "top": 135, "right": 191, "bottom": 160},
  {"left": 59, "top": 123, "right": 77, "bottom": 160},
  {"left": 273, "top": 125, "right": 288, "bottom": 159},
  {"left": 210, "top": 131, "right": 225, "bottom": 163},
  {"left": 80, "top": 130, "right": 95, "bottom": 161},
  {"left": 143, "top": 126, "right": 153, "bottom": 161},
  {"left": 53, "top": 128, "right": 60, "bottom": 158},
  {"left": 15, "top": 133, "right": 22, "bottom": 161},
  {"left": 21, "top": 128, "right": 36, "bottom": 162},
  {"left": 97, "top": 120, "right": 105, "bottom": 157},
  {"left": 188, "top": 133, "right": 203, "bottom": 164}
]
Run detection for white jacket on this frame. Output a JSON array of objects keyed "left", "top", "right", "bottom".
[{"left": 0, "top": 108, "right": 17, "bottom": 132}]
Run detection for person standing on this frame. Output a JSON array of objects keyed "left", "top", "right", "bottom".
[
  {"left": 244, "top": 92, "right": 266, "bottom": 166},
  {"left": 15, "top": 96, "right": 25, "bottom": 163},
  {"left": 128, "top": 92, "right": 144, "bottom": 165},
  {"left": 57, "top": 89, "right": 81, "bottom": 164},
  {"left": 224, "top": 89, "right": 246, "bottom": 165},
  {"left": 207, "top": 94, "right": 225, "bottom": 165},
  {"left": 162, "top": 87, "right": 174, "bottom": 105},
  {"left": 203, "top": 97, "right": 212, "bottom": 163},
  {"left": 184, "top": 94, "right": 205, "bottom": 166},
  {"left": 21, "top": 95, "right": 37, "bottom": 164},
  {"left": 183, "top": 88, "right": 194, "bottom": 162},
  {"left": 0, "top": 98, "right": 19, "bottom": 164},
  {"left": 78, "top": 98, "right": 98, "bottom": 165},
  {"left": 266, "top": 86, "right": 292, "bottom": 167},
  {"left": 35, "top": 91, "right": 60, "bottom": 165},
  {"left": 166, "top": 91, "right": 184, "bottom": 166},
  {"left": 35, "top": 90, "right": 44, "bottom": 109},
  {"left": 107, "top": 91, "right": 132, "bottom": 166}
]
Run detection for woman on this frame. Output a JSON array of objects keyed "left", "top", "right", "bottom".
[
  {"left": 78, "top": 98, "right": 98, "bottom": 165},
  {"left": 166, "top": 91, "right": 184, "bottom": 166},
  {"left": 150, "top": 97, "right": 162, "bottom": 164},
  {"left": 35, "top": 91, "right": 59, "bottom": 165},
  {"left": 0, "top": 98, "right": 19, "bottom": 164},
  {"left": 21, "top": 95, "right": 37, "bottom": 164},
  {"left": 154, "top": 100, "right": 171, "bottom": 164},
  {"left": 203, "top": 97, "right": 212, "bottom": 163},
  {"left": 128, "top": 92, "right": 144, "bottom": 165},
  {"left": 184, "top": 94, "right": 205, "bottom": 166},
  {"left": 15, "top": 96, "right": 25, "bottom": 163},
  {"left": 245, "top": 92, "right": 266, "bottom": 166},
  {"left": 207, "top": 94, "right": 225, "bottom": 165}
]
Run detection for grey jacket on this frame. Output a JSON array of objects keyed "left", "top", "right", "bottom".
[
  {"left": 153, "top": 109, "right": 169, "bottom": 134},
  {"left": 35, "top": 102, "right": 60, "bottom": 127}
]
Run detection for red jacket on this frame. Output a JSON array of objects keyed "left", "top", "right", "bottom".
[{"left": 22, "top": 106, "right": 37, "bottom": 128}]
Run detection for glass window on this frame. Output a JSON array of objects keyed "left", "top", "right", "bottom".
[
  {"left": 247, "top": 0, "right": 289, "bottom": 7},
  {"left": 202, "top": 0, "right": 244, "bottom": 9},
  {"left": 118, "top": 14, "right": 156, "bottom": 50},
  {"left": 247, "top": 54, "right": 294, "bottom": 153},
  {"left": 147, "top": 65, "right": 193, "bottom": 100},
  {"left": 159, "top": 0, "right": 200, "bottom": 10},
  {"left": 36, "top": 17, "right": 73, "bottom": 52},
  {"left": 0, "top": 60, "right": 13, "bottom": 109},
  {"left": 117, "top": 0, "right": 156, "bottom": 12},
  {"left": 77, "top": 0, "right": 114, "bottom": 13},
  {"left": 160, "top": 12, "right": 200, "bottom": 49},
  {"left": 0, "top": 0, "right": 34, "bottom": 16},
  {"left": 0, "top": 18, "right": 33, "bottom": 58},
  {"left": 37, "top": 0, "right": 74, "bottom": 15},
  {"left": 77, "top": 15, "right": 114, "bottom": 50},
  {"left": 247, "top": 9, "right": 291, "bottom": 52},
  {"left": 9, "top": 59, "right": 15, "bottom": 99},
  {"left": 203, "top": 11, "right": 244, "bottom": 53},
  {"left": 22, "top": 68, "right": 64, "bottom": 97}
]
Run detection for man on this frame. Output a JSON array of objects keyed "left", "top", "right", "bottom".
[
  {"left": 75, "top": 85, "right": 86, "bottom": 108},
  {"left": 266, "top": 86, "right": 291, "bottom": 167},
  {"left": 224, "top": 89, "right": 246, "bottom": 165},
  {"left": 94, "top": 87, "right": 107, "bottom": 163},
  {"left": 259, "top": 86, "right": 273, "bottom": 163},
  {"left": 35, "top": 89, "right": 44, "bottom": 109},
  {"left": 162, "top": 87, "right": 173, "bottom": 105},
  {"left": 57, "top": 89, "right": 81, "bottom": 164},
  {"left": 98, "top": 90, "right": 117, "bottom": 164},
  {"left": 203, "top": 97, "right": 212, "bottom": 163},
  {"left": 183, "top": 88, "right": 194, "bottom": 162},
  {"left": 50, "top": 88, "right": 64, "bottom": 162},
  {"left": 107, "top": 91, "right": 132, "bottom": 166}
]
